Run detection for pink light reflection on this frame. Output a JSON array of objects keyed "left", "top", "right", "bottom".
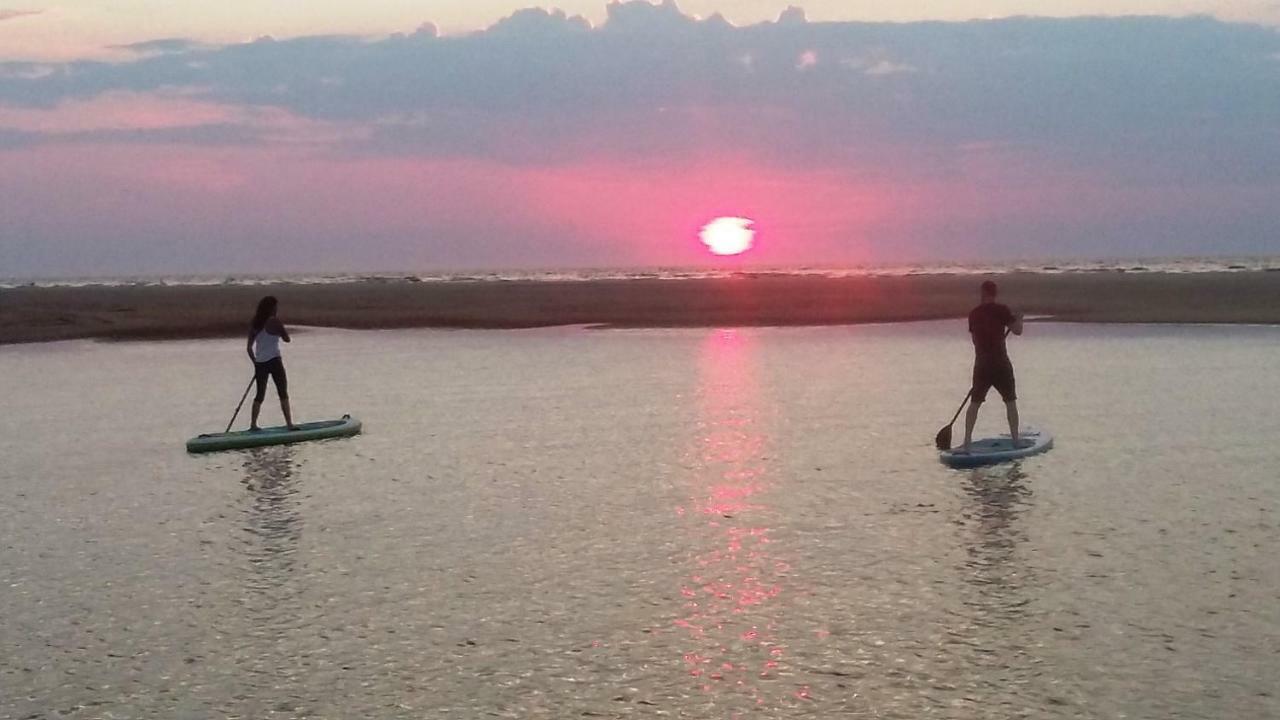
[{"left": 673, "top": 328, "right": 794, "bottom": 709}]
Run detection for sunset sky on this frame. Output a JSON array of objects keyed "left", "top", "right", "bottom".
[{"left": 2, "top": 1, "right": 1278, "bottom": 276}]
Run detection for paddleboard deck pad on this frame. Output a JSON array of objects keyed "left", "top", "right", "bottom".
[
  {"left": 940, "top": 429, "right": 1052, "bottom": 469},
  {"left": 187, "top": 415, "right": 361, "bottom": 453}
]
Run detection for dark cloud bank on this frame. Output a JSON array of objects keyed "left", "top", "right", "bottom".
[{"left": 3, "top": 2, "right": 1278, "bottom": 179}]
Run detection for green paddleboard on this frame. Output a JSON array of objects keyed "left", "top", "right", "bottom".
[{"left": 186, "top": 415, "right": 361, "bottom": 453}]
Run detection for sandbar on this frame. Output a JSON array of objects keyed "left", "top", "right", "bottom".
[{"left": 2, "top": 271, "right": 1278, "bottom": 345}]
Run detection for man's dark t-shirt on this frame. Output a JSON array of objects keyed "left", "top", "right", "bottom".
[{"left": 969, "top": 302, "right": 1015, "bottom": 361}]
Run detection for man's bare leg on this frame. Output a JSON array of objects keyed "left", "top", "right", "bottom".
[
  {"left": 1006, "top": 400, "right": 1020, "bottom": 446},
  {"left": 963, "top": 400, "right": 982, "bottom": 452}
]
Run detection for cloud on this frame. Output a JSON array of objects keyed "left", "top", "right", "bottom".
[
  {"left": 863, "top": 59, "right": 916, "bottom": 75},
  {"left": 0, "top": 90, "right": 360, "bottom": 152},
  {"left": 603, "top": 0, "right": 696, "bottom": 34},
  {"left": 1, "top": 6, "right": 1274, "bottom": 173},
  {"left": 0, "top": 9, "right": 40, "bottom": 22},
  {"left": 112, "top": 38, "right": 215, "bottom": 56},
  {"left": 0, "top": 61, "right": 55, "bottom": 79},
  {"left": 777, "top": 7, "right": 807, "bottom": 26},
  {"left": 483, "top": 7, "right": 591, "bottom": 38}
]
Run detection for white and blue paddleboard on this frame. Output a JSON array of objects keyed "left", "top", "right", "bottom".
[{"left": 940, "top": 429, "right": 1053, "bottom": 469}]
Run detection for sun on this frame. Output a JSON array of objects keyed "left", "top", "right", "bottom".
[{"left": 700, "top": 217, "right": 756, "bottom": 256}]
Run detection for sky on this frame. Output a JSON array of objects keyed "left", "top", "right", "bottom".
[
  {"left": 5, "top": 1, "right": 1280, "bottom": 60},
  {"left": 1, "top": 1, "right": 1279, "bottom": 276}
]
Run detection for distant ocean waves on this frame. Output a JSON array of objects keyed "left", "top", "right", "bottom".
[{"left": 4, "top": 257, "right": 1279, "bottom": 289}]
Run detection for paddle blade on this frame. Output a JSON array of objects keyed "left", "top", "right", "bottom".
[{"left": 935, "top": 425, "right": 953, "bottom": 451}]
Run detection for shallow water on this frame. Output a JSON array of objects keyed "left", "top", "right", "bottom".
[{"left": 2, "top": 322, "right": 1278, "bottom": 719}]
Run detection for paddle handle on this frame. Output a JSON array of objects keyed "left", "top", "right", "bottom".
[{"left": 225, "top": 375, "right": 256, "bottom": 434}]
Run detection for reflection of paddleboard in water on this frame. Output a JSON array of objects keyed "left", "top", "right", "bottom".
[
  {"left": 940, "top": 429, "right": 1053, "bottom": 469},
  {"left": 187, "top": 415, "right": 361, "bottom": 453}
]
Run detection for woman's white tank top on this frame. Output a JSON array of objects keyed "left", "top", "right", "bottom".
[{"left": 254, "top": 328, "right": 282, "bottom": 362}]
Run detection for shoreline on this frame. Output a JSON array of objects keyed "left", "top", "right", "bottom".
[{"left": 3, "top": 272, "right": 1279, "bottom": 345}]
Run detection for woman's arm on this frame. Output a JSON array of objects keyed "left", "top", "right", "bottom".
[
  {"left": 247, "top": 329, "right": 257, "bottom": 361},
  {"left": 270, "top": 317, "right": 292, "bottom": 342}
]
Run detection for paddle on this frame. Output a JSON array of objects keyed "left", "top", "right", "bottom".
[
  {"left": 935, "top": 327, "right": 1012, "bottom": 450},
  {"left": 225, "top": 375, "right": 256, "bottom": 434},
  {"left": 934, "top": 392, "right": 971, "bottom": 451}
]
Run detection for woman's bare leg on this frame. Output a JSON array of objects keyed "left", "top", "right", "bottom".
[{"left": 282, "top": 397, "right": 297, "bottom": 430}]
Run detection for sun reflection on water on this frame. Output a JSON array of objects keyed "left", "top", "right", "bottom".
[{"left": 674, "top": 329, "right": 791, "bottom": 708}]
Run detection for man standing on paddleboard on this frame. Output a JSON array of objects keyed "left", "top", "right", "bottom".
[{"left": 963, "top": 281, "right": 1023, "bottom": 452}]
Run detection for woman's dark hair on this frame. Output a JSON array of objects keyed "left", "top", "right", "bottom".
[{"left": 251, "top": 296, "right": 278, "bottom": 334}]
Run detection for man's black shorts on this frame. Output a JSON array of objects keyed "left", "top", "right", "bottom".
[{"left": 972, "top": 357, "right": 1016, "bottom": 403}]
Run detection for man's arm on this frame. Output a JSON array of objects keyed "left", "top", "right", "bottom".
[{"left": 1008, "top": 310, "right": 1024, "bottom": 336}]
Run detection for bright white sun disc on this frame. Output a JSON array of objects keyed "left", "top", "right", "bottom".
[{"left": 700, "top": 217, "right": 756, "bottom": 256}]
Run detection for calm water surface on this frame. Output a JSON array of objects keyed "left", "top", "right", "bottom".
[{"left": 2, "top": 323, "right": 1278, "bottom": 719}]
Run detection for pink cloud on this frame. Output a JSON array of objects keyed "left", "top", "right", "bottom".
[
  {"left": 0, "top": 91, "right": 359, "bottom": 146},
  {"left": 0, "top": 9, "right": 41, "bottom": 22},
  {"left": 0, "top": 92, "right": 238, "bottom": 133}
]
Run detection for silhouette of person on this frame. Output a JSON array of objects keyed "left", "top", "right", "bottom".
[
  {"left": 963, "top": 281, "right": 1023, "bottom": 452},
  {"left": 246, "top": 296, "right": 298, "bottom": 431}
]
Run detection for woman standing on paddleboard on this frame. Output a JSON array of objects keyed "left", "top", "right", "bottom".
[{"left": 247, "top": 296, "right": 298, "bottom": 431}]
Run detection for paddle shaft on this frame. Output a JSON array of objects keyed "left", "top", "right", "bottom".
[
  {"left": 945, "top": 391, "right": 972, "bottom": 429},
  {"left": 225, "top": 375, "right": 256, "bottom": 434}
]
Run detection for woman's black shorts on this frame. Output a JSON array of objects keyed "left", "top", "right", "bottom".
[
  {"left": 972, "top": 358, "right": 1016, "bottom": 403},
  {"left": 254, "top": 357, "right": 288, "bottom": 402}
]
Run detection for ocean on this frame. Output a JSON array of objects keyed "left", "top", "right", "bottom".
[
  {"left": 3, "top": 255, "right": 1279, "bottom": 290},
  {"left": 1, "top": 322, "right": 1277, "bottom": 718}
]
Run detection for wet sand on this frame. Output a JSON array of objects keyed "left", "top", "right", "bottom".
[{"left": 2, "top": 271, "right": 1278, "bottom": 344}]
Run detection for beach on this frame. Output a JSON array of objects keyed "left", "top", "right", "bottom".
[{"left": 2, "top": 271, "right": 1279, "bottom": 344}]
